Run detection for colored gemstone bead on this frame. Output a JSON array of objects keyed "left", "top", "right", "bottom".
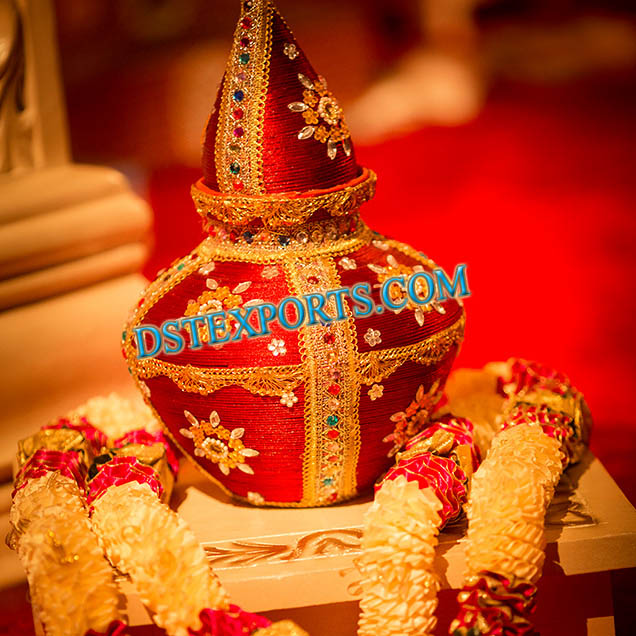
[
  {"left": 307, "top": 275, "right": 319, "bottom": 284},
  {"left": 239, "top": 53, "right": 250, "bottom": 65},
  {"left": 278, "top": 235, "right": 290, "bottom": 246},
  {"left": 327, "top": 429, "right": 339, "bottom": 439},
  {"left": 177, "top": 263, "right": 185, "bottom": 271},
  {"left": 331, "top": 369, "right": 342, "bottom": 381},
  {"left": 233, "top": 90, "right": 245, "bottom": 102},
  {"left": 323, "top": 333, "right": 335, "bottom": 344},
  {"left": 233, "top": 180, "right": 244, "bottom": 191},
  {"left": 233, "top": 108, "right": 244, "bottom": 120},
  {"left": 328, "top": 456, "right": 338, "bottom": 463},
  {"left": 243, "top": 0, "right": 253, "bottom": 10},
  {"left": 241, "top": 17, "right": 252, "bottom": 28},
  {"left": 240, "top": 36, "right": 250, "bottom": 47},
  {"left": 328, "top": 398, "right": 340, "bottom": 410},
  {"left": 229, "top": 162, "right": 240, "bottom": 174},
  {"left": 323, "top": 477, "right": 333, "bottom": 486},
  {"left": 328, "top": 383, "right": 341, "bottom": 396},
  {"left": 233, "top": 127, "right": 245, "bottom": 137},
  {"left": 326, "top": 415, "right": 339, "bottom": 427},
  {"left": 121, "top": 330, "right": 126, "bottom": 342},
  {"left": 328, "top": 492, "right": 338, "bottom": 501},
  {"left": 229, "top": 143, "right": 241, "bottom": 153},
  {"left": 229, "top": 231, "right": 238, "bottom": 242},
  {"left": 243, "top": 231, "right": 254, "bottom": 244}
]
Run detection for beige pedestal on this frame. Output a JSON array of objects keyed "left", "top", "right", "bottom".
[{"left": 118, "top": 452, "right": 636, "bottom": 635}]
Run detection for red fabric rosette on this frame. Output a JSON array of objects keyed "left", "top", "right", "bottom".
[
  {"left": 85, "top": 456, "right": 163, "bottom": 506},
  {"left": 451, "top": 571, "right": 538, "bottom": 636},
  {"left": 188, "top": 605, "right": 271, "bottom": 636},
  {"left": 84, "top": 620, "right": 129, "bottom": 636},
  {"left": 13, "top": 449, "right": 86, "bottom": 496},
  {"left": 379, "top": 453, "right": 468, "bottom": 526},
  {"left": 497, "top": 359, "right": 572, "bottom": 398}
]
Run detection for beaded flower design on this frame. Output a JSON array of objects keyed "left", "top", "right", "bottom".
[
  {"left": 180, "top": 410, "right": 259, "bottom": 476},
  {"left": 289, "top": 73, "right": 352, "bottom": 160},
  {"left": 384, "top": 381, "right": 445, "bottom": 456},
  {"left": 369, "top": 255, "right": 446, "bottom": 326}
]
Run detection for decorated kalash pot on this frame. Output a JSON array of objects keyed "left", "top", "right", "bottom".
[{"left": 123, "top": 0, "right": 466, "bottom": 507}]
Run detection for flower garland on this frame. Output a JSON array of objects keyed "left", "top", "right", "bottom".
[
  {"left": 449, "top": 359, "right": 592, "bottom": 635},
  {"left": 9, "top": 421, "right": 126, "bottom": 636},
  {"left": 9, "top": 395, "right": 308, "bottom": 636},
  {"left": 358, "top": 415, "right": 480, "bottom": 635},
  {"left": 9, "top": 360, "right": 590, "bottom": 636}
]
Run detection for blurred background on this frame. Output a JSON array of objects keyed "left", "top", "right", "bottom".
[{"left": 2, "top": 0, "right": 636, "bottom": 632}]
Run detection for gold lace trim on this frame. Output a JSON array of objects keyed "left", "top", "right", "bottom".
[
  {"left": 358, "top": 314, "right": 465, "bottom": 385},
  {"left": 136, "top": 359, "right": 305, "bottom": 397},
  {"left": 191, "top": 169, "right": 376, "bottom": 230},
  {"left": 129, "top": 316, "right": 464, "bottom": 399}
]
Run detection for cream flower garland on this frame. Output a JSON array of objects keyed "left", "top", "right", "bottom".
[
  {"left": 10, "top": 473, "right": 123, "bottom": 636},
  {"left": 464, "top": 423, "right": 563, "bottom": 583},
  {"left": 90, "top": 480, "right": 229, "bottom": 636},
  {"left": 358, "top": 476, "right": 442, "bottom": 636},
  {"left": 66, "top": 392, "right": 161, "bottom": 438},
  {"left": 10, "top": 393, "right": 307, "bottom": 636}
]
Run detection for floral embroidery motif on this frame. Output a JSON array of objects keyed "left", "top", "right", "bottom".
[
  {"left": 369, "top": 254, "right": 445, "bottom": 325},
  {"left": 384, "top": 381, "right": 444, "bottom": 456},
  {"left": 280, "top": 391, "right": 298, "bottom": 408},
  {"left": 368, "top": 384, "right": 384, "bottom": 401},
  {"left": 185, "top": 282, "right": 246, "bottom": 316},
  {"left": 288, "top": 73, "right": 352, "bottom": 160},
  {"left": 180, "top": 410, "right": 259, "bottom": 475},
  {"left": 364, "top": 328, "right": 382, "bottom": 348},
  {"left": 283, "top": 43, "right": 298, "bottom": 60},
  {"left": 261, "top": 265, "right": 280, "bottom": 279},
  {"left": 338, "top": 256, "right": 357, "bottom": 270},
  {"left": 268, "top": 338, "right": 287, "bottom": 357}
]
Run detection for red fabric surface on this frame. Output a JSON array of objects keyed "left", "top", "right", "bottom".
[{"left": 145, "top": 74, "right": 636, "bottom": 508}]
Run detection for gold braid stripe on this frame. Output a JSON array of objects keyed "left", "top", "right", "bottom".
[
  {"left": 131, "top": 315, "right": 464, "bottom": 398},
  {"left": 358, "top": 314, "right": 465, "bottom": 385},
  {"left": 135, "top": 359, "right": 305, "bottom": 397},
  {"left": 191, "top": 169, "right": 376, "bottom": 230}
]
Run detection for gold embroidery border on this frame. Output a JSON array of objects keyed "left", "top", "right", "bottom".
[
  {"left": 129, "top": 315, "right": 464, "bottom": 399},
  {"left": 191, "top": 169, "right": 376, "bottom": 230},
  {"left": 282, "top": 257, "right": 362, "bottom": 506},
  {"left": 136, "top": 359, "right": 305, "bottom": 396},
  {"left": 358, "top": 314, "right": 465, "bottom": 384}
]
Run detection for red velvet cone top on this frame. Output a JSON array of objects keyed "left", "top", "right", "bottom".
[{"left": 201, "top": 0, "right": 360, "bottom": 197}]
